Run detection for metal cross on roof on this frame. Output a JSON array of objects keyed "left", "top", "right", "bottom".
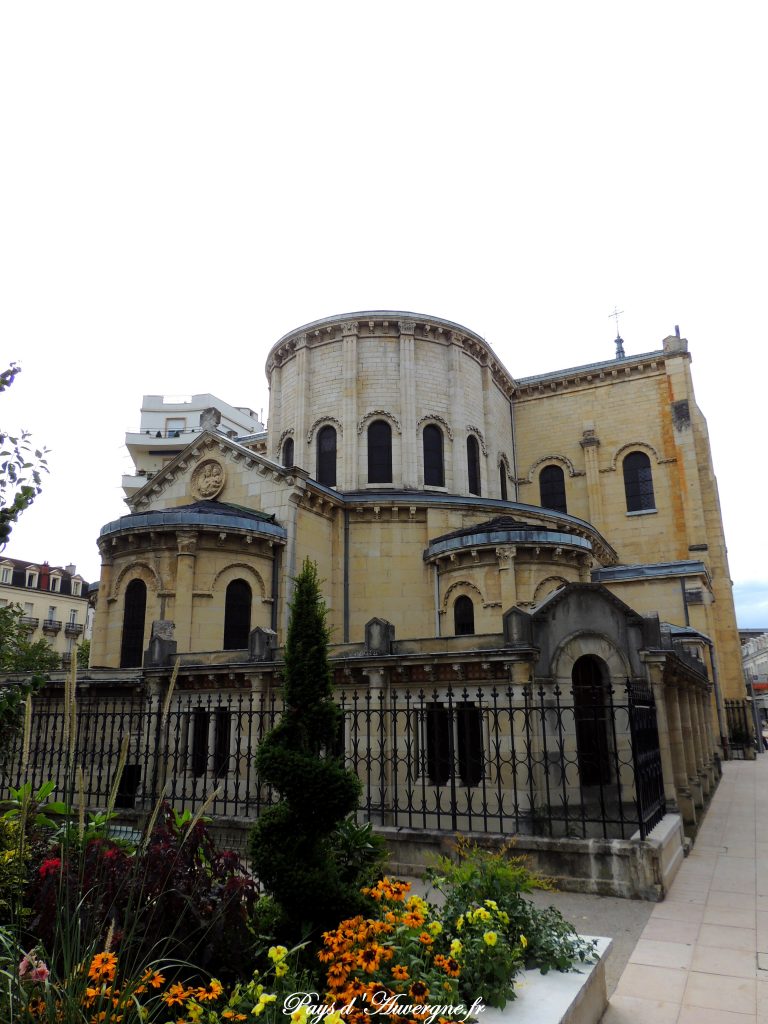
[{"left": 609, "top": 306, "right": 624, "bottom": 337}]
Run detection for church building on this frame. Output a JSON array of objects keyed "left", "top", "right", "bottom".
[{"left": 82, "top": 311, "right": 742, "bottom": 862}]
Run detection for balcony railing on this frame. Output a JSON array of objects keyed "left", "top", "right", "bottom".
[
  {"left": 64, "top": 622, "right": 84, "bottom": 637},
  {"left": 20, "top": 616, "right": 39, "bottom": 629},
  {"left": 42, "top": 619, "right": 62, "bottom": 633}
]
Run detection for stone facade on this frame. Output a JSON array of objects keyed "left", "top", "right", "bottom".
[{"left": 82, "top": 310, "right": 742, "bottom": 839}]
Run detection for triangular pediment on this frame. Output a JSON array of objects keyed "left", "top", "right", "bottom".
[{"left": 128, "top": 430, "right": 307, "bottom": 516}]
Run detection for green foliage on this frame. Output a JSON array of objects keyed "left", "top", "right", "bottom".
[
  {"left": 0, "top": 363, "right": 48, "bottom": 548},
  {"left": 249, "top": 559, "right": 363, "bottom": 942},
  {"left": 2, "top": 779, "right": 70, "bottom": 830},
  {"left": 0, "top": 818, "right": 28, "bottom": 925},
  {"left": 76, "top": 638, "right": 90, "bottom": 669},
  {"left": 329, "top": 817, "right": 388, "bottom": 890},
  {"left": 0, "top": 603, "right": 61, "bottom": 674},
  {"left": 426, "top": 836, "right": 597, "bottom": 977}
]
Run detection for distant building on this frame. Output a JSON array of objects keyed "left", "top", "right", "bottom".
[
  {"left": 742, "top": 631, "right": 768, "bottom": 724},
  {"left": 122, "top": 394, "right": 265, "bottom": 497},
  {"left": 0, "top": 558, "right": 92, "bottom": 667}
]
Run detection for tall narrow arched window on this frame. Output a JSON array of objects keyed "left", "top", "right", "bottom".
[
  {"left": 623, "top": 451, "right": 655, "bottom": 512},
  {"left": 467, "top": 436, "right": 481, "bottom": 496},
  {"left": 316, "top": 425, "right": 337, "bottom": 486},
  {"left": 423, "top": 424, "right": 444, "bottom": 487},
  {"left": 368, "top": 420, "right": 392, "bottom": 483},
  {"left": 120, "top": 579, "right": 147, "bottom": 668},
  {"left": 282, "top": 437, "right": 294, "bottom": 467},
  {"left": 454, "top": 595, "right": 475, "bottom": 635},
  {"left": 540, "top": 464, "right": 567, "bottom": 513},
  {"left": 223, "top": 579, "right": 252, "bottom": 650},
  {"left": 499, "top": 463, "right": 508, "bottom": 501}
]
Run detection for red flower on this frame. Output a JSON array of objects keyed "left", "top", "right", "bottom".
[{"left": 38, "top": 858, "right": 61, "bottom": 878}]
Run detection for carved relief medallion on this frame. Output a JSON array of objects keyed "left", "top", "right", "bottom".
[{"left": 191, "top": 459, "right": 226, "bottom": 500}]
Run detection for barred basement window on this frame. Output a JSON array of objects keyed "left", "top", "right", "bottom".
[
  {"left": 425, "top": 701, "right": 484, "bottom": 787},
  {"left": 214, "top": 709, "right": 231, "bottom": 778},
  {"left": 368, "top": 420, "right": 392, "bottom": 483},
  {"left": 539, "top": 464, "right": 567, "bottom": 513},
  {"left": 623, "top": 451, "right": 655, "bottom": 512},
  {"left": 423, "top": 424, "right": 444, "bottom": 486},
  {"left": 317, "top": 426, "right": 337, "bottom": 486},
  {"left": 191, "top": 709, "right": 209, "bottom": 777}
]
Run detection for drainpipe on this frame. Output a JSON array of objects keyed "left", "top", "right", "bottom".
[
  {"left": 434, "top": 564, "right": 441, "bottom": 637},
  {"left": 509, "top": 397, "right": 519, "bottom": 501}
]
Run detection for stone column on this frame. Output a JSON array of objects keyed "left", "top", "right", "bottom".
[
  {"left": 579, "top": 426, "right": 604, "bottom": 533},
  {"left": 174, "top": 531, "right": 198, "bottom": 653},
  {"left": 644, "top": 655, "right": 678, "bottom": 809},
  {"left": 678, "top": 685, "right": 704, "bottom": 808},
  {"left": 695, "top": 687, "right": 715, "bottom": 790},
  {"left": 341, "top": 321, "right": 358, "bottom": 490},
  {"left": 399, "top": 320, "right": 417, "bottom": 489},
  {"left": 293, "top": 334, "right": 308, "bottom": 472},
  {"left": 449, "top": 333, "right": 467, "bottom": 492},
  {"left": 664, "top": 681, "right": 696, "bottom": 825},
  {"left": 90, "top": 549, "right": 114, "bottom": 666},
  {"left": 688, "top": 685, "right": 709, "bottom": 797},
  {"left": 496, "top": 546, "right": 518, "bottom": 610}
]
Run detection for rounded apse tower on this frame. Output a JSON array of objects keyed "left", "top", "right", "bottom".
[{"left": 265, "top": 311, "right": 517, "bottom": 498}]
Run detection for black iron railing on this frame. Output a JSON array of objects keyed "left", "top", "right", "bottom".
[{"left": 6, "top": 681, "right": 666, "bottom": 840}]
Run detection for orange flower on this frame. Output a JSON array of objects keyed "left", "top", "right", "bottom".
[
  {"left": 418, "top": 932, "right": 433, "bottom": 946},
  {"left": 391, "top": 964, "right": 409, "bottom": 981},
  {"left": 402, "top": 911, "right": 425, "bottom": 928},
  {"left": 408, "top": 981, "right": 429, "bottom": 1004},
  {"left": 88, "top": 952, "right": 118, "bottom": 982},
  {"left": 162, "top": 982, "right": 192, "bottom": 1007}
]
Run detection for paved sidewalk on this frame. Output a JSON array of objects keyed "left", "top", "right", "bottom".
[{"left": 603, "top": 757, "right": 768, "bottom": 1023}]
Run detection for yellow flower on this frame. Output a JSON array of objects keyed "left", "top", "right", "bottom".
[
  {"left": 259, "top": 993, "right": 277, "bottom": 1004},
  {"left": 253, "top": 1006, "right": 265, "bottom": 1017},
  {"left": 428, "top": 921, "right": 442, "bottom": 936},
  {"left": 520, "top": 934, "right": 528, "bottom": 949},
  {"left": 275, "top": 961, "right": 288, "bottom": 978},
  {"left": 483, "top": 931, "right": 498, "bottom": 947},
  {"left": 326, "top": 1013, "right": 343, "bottom": 1024},
  {"left": 291, "top": 1008, "right": 309, "bottom": 1024},
  {"left": 484, "top": 899, "right": 498, "bottom": 911},
  {"left": 186, "top": 1003, "right": 203, "bottom": 1022},
  {"left": 268, "top": 945, "right": 288, "bottom": 963},
  {"left": 450, "top": 939, "right": 462, "bottom": 956},
  {"left": 456, "top": 915, "right": 464, "bottom": 932},
  {"left": 473, "top": 907, "right": 491, "bottom": 922}
]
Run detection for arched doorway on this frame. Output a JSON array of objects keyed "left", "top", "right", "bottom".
[
  {"left": 572, "top": 654, "right": 611, "bottom": 786},
  {"left": 120, "top": 579, "right": 147, "bottom": 668}
]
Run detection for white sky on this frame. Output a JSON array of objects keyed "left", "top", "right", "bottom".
[{"left": 1, "top": 3, "right": 766, "bottom": 626}]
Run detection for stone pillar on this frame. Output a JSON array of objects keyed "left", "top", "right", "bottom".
[
  {"left": 449, "top": 333, "right": 467, "bottom": 493},
  {"left": 664, "top": 681, "right": 696, "bottom": 825},
  {"left": 174, "top": 531, "right": 198, "bottom": 653},
  {"left": 689, "top": 686, "right": 710, "bottom": 797},
  {"left": 579, "top": 426, "right": 604, "bottom": 533},
  {"left": 644, "top": 655, "right": 678, "bottom": 809},
  {"left": 90, "top": 549, "right": 114, "bottom": 667},
  {"left": 678, "top": 685, "right": 704, "bottom": 808},
  {"left": 695, "top": 687, "right": 716, "bottom": 789},
  {"left": 293, "top": 334, "right": 309, "bottom": 472},
  {"left": 399, "top": 320, "right": 417, "bottom": 489},
  {"left": 341, "top": 321, "right": 359, "bottom": 490},
  {"left": 496, "top": 547, "right": 518, "bottom": 610}
]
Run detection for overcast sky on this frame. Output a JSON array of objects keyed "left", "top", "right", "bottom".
[{"left": 1, "top": 3, "right": 766, "bottom": 627}]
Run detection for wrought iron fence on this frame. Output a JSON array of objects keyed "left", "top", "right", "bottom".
[
  {"left": 724, "top": 698, "right": 754, "bottom": 759},
  {"left": 6, "top": 680, "right": 666, "bottom": 841}
]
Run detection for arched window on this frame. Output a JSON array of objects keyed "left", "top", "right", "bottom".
[
  {"left": 223, "top": 579, "right": 252, "bottom": 650},
  {"left": 282, "top": 437, "right": 294, "bottom": 467},
  {"left": 423, "top": 424, "right": 444, "bottom": 487},
  {"left": 368, "top": 420, "right": 392, "bottom": 483},
  {"left": 316, "top": 425, "right": 337, "bottom": 487},
  {"left": 454, "top": 595, "right": 475, "bottom": 635},
  {"left": 120, "top": 579, "right": 147, "bottom": 668},
  {"left": 623, "top": 451, "right": 655, "bottom": 512},
  {"left": 499, "top": 463, "right": 508, "bottom": 501},
  {"left": 540, "top": 464, "right": 567, "bottom": 513},
  {"left": 467, "top": 436, "right": 481, "bottom": 496}
]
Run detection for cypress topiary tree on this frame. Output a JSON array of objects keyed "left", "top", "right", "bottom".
[{"left": 249, "top": 559, "right": 362, "bottom": 940}]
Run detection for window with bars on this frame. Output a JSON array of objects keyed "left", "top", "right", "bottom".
[
  {"left": 425, "top": 702, "right": 484, "bottom": 787},
  {"left": 539, "top": 464, "right": 567, "bottom": 513},
  {"left": 623, "top": 451, "right": 655, "bottom": 512}
]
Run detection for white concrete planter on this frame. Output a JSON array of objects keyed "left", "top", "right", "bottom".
[{"left": 482, "top": 938, "right": 612, "bottom": 1024}]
